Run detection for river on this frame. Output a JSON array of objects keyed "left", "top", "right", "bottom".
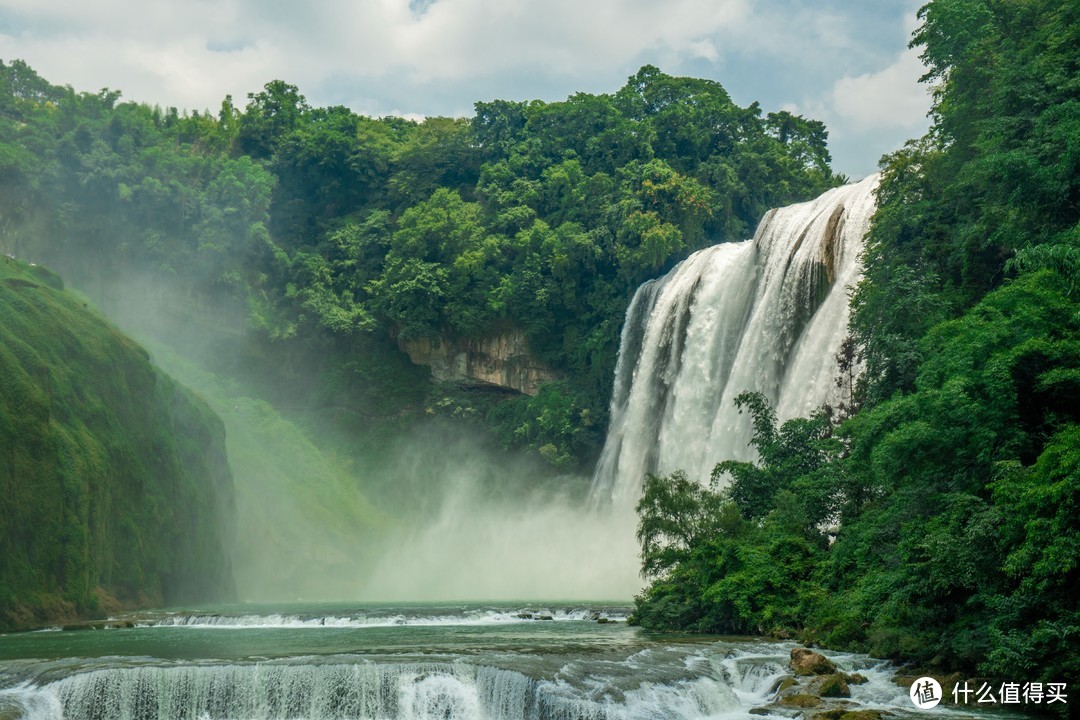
[{"left": 0, "top": 602, "right": 939, "bottom": 719}]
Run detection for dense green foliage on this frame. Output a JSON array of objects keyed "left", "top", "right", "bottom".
[
  {"left": 0, "top": 60, "right": 838, "bottom": 467},
  {"left": 633, "top": 394, "right": 836, "bottom": 635},
  {"left": 852, "top": 0, "right": 1080, "bottom": 403},
  {"left": 0, "top": 257, "right": 234, "bottom": 630},
  {"left": 632, "top": 0, "right": 1080, "bottom": 696}
]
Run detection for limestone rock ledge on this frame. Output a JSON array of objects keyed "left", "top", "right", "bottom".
[{"left": 399, "top": 329, "right": 559, "bottom": 395}]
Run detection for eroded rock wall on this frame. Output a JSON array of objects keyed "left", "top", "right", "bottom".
[{"left": 399, "top": 329, "right": 559, "bottom": 395}]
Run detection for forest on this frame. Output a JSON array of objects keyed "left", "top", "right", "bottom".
[
  {"left": 0, "top": 0, "right": 1076, "bottom": 699},
  {"left": 0, "top": 59, "right": 837, "bottom": 470}
]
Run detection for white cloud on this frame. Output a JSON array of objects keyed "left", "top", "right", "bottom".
[
  {"left": 2, "top": 0, "right": 751, "bottom": 107},
  {"left": 737, "top": 6, "right": 856, "bottom": 61},
  {"left": 0, "top": 0, "right": 930, "bottom": 176},
  {"left": 829, "top": 46, "right": 930, "bottom": 132},
  {"left": 387, "top": 0, "right": 749, "bottom": 80},
  {"left": 687, "top": 39, "right": 719, "bottom": 62},
  {"left": 776, "top": 2, "right": 933, "bottom": 179}
]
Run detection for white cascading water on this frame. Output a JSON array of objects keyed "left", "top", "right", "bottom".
[
  {"left": 592, "top": 174, "right": 879, "bottom": 507},
  {"left": 0, "top": 652, "right": 788, "bottom": 720},
  {"left": 0, "top": 642, "right": 913, "bottom": 720}
]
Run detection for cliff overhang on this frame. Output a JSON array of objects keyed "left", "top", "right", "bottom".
[{"left": 398, "top": 328, "right": 560, "bottom": 396}]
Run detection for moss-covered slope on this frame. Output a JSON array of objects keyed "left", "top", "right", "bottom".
[{"left": 0, "top": 257, "right": 234, "bottom": 630}]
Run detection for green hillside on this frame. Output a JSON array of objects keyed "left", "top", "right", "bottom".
[{"left": 0, "top": 256, "right": 234, "bottom": 630}]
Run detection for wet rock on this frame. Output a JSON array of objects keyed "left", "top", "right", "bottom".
[
  {"left": 62, "top": 621, "right": 108, "bottom": 631},
  {"left": 791, "top": 647, "right": 838, "bottom": 676},
  {"left": 596, "top": 617, "right": 612, "bottom": 624},
  {"left": 815, "top": 710, "right": 886, "bottom": 720},
  {"left": 812, "top": 710, "right": 847, "bottom": 720},
  {"left": 815, "top": 673, "right": 851, "bottom": 698},
  {"left": 837, "top": 711, "right": 886, "bottom": 720},
  {"left": 749, "top": 708, "right": 772, "bottom": 716},
  {"left": 536, "top": 615, "right": 554, "bottom": 621},
  {"left": 779, "top": 694, "right": 824, "bottom": 709},
  {"left": 845, "top": 673, "right": 868, "bottom": 685},
  {"left": 768, "top": 675, "right": 798, "bottom": 696}
]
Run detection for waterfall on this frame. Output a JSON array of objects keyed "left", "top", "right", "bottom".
[
  {"left": 5, "top": 656, "right": 769, "bottom": 720},
  {"left": 592, "top": 174, "right": 879, "bottom": 506},
  {"left": 0, "top": 630, "right": 914, "bottom": 720}
]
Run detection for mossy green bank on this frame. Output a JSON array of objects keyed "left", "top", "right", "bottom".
[{"left": 0, "top": 256, "right": 234, "bottom": 630}]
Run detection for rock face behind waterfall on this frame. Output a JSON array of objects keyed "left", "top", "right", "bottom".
[
  {"left": 398, "top": 327, "right": 560, "bottom": 396},
  {"left": 592, "top": 175, "right": 879, "bottom": 506}
]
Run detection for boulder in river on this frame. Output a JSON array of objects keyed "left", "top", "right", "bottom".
[
  {"left": 814, "top": 673, "right": 851, "bottom": 698},
  {"left": 790, "top": 647, "right": 838, "bottom": 676}
]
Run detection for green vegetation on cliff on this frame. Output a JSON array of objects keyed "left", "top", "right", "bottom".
[
  {"left": 0, "top": 257, "right": 235, "bottom": 630},
  {"left": 0, "top": 59, "right": 838, "bottom": 468},
  {"left": 631, "top": 0, "right": 1079, "bottom": 696}
]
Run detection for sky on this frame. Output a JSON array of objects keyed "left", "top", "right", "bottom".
[{"left": 0, "top": 0, "right": 933, "bottom": 178}]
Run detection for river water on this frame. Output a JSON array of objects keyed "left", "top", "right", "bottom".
[{"left": 0, "top": 602, "right": 935, "bottom": 720}]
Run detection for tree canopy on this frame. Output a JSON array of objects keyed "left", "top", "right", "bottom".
[{"left": 0, "top": 60, "right": 838, "bottom": 467}]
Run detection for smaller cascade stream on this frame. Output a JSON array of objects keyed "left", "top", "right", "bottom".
[{"left": 592, "top": 175, "right": 879, "bottom": 507}]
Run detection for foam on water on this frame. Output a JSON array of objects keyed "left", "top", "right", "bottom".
[
  {"left": 0, "top": 646, "right": 798, "bottom": 720},
  {"left": 126, "top": 607, "right": 626, "bottom": 630},
  {"left": 0, "top": 626, "right": 987, "bottom": 720}
]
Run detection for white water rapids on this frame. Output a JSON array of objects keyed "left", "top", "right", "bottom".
[
  {"left": 592, "top": 174, "right": 879, "bottom": 506},
  {"left": 0, "top": 638, "right": 913, "bottom": 720}
]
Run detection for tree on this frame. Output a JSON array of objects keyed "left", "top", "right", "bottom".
[
  {"left": 238, "top": 80, "right": 309, "bottom": 159},
  {"left": 712, "top": 392, "right": 838, "bottom": 526}
]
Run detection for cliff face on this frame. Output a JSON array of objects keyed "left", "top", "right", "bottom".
[
  {"left": 399, "top": 329, "right": 560, "bottom": 395},
  {"left": 0, "top": 257, "right": 235, "bottom": 630}
]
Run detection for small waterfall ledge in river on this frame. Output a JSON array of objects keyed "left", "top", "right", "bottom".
[
  {"left": 4, "top": 660, "right": 754, "bottom": 720},
  {"left": 0, "top": 641, "right": 913, "bottom": 720},
  {"left": 592, "top": 174, "right": 879, "bottom": 506}
]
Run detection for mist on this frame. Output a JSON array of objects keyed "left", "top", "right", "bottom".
[
  {"left": 48, "top": 266, "right": 640, "bottom": 604},
  {"left": 360, "top": 427, "right": 641, "bottom": 601}
]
